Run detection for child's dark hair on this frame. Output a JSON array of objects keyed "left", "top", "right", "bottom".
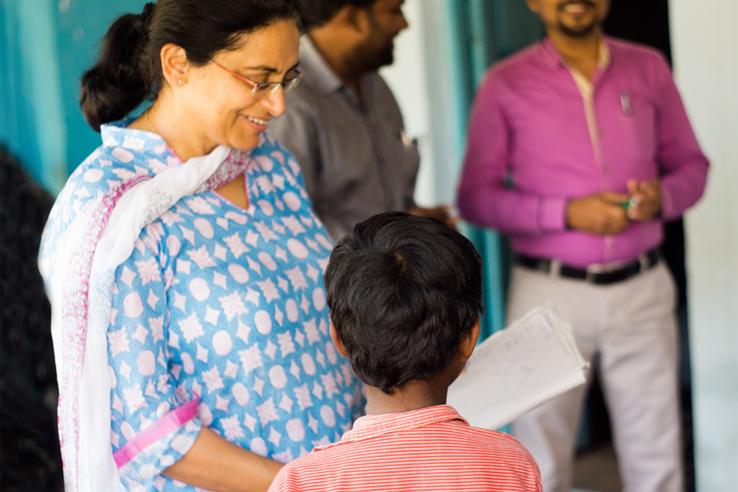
[
  {"left": 324, "top": 212, "right": 483, "bottom": 394},
  {"left": 80, "top": 0, "right": 302, "bottom": 131}
]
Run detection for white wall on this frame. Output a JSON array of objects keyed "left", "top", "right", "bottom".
[
  {"left": 670, "top": 2, "right": 738, "bottom": 491},
  {"left": 381, "top": 0, "right": 459, "bottom": 207}
]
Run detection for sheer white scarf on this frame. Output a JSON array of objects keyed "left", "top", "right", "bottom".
[{"left": 40, "top": 145, "right": 237, "bottom": 491}]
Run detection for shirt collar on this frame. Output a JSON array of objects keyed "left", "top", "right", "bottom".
[
  {"left": 300, "top": 36, "right": 344, "bottom": 95},
  {"left": 540, "top": 35, "right": 612, "bottom": 71},
  {"left": 100, "top": 120, "right": 173, "bottom": 155},
  {"left": 321, "top": 405, "right": 467, "bottom": 449},
  {"left": 99, "top": 120, "right": 253, "bottom": 184}
]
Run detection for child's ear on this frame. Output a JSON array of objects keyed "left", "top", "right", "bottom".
[
  {"left": 330, "top": 323, "right": 349, "bottom": 358},
  {"left": 459, "top": 320, "right": 481, "bottom": 362}
]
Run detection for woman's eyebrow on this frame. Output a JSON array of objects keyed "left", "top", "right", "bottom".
[
  {"left": 243, "top": 62, "right": 300, "bottom": 73},
  {"left": 243, "top": 65, "right": 278, "bottom": 73}
]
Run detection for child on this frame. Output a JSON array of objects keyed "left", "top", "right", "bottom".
[{"left": 269, "top": 212, "right": 542, "bottom": 491}]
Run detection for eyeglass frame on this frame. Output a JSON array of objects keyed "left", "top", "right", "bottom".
[{"left": 211, "top": 59, "right": 302, "bottom": 96}]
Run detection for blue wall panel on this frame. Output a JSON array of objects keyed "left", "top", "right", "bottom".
[{"left": 1, "top": 0, "right": 147, "bottom": 192}]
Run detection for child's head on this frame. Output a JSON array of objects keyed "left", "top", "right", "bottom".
[{"left": 324, "top": 212, "right": 482, "bottom": 395}]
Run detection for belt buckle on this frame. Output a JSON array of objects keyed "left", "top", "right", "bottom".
[
  {"left": 549, "top": 259, "right": 562, "bottom": 278},
  {"left": 639, "top": 253, "right": 650, "bottom": 273},
  {"left": 585, "top": 263, "right": 607, "bottom": 284}
]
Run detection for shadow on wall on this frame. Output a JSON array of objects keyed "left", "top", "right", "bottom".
[{"left": 0, "top": 144, "right": 63, "bottom": 491}]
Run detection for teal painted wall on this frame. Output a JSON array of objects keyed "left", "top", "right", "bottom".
[
  {"left": 1, "top": 0, "right": 147, "bottom": 193},
  {"left": 447, "top": 0, "right": 540, "bottom": 340}
]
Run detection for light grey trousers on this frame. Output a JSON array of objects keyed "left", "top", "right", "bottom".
[{"left": 508, "top": 262, "right": 683, "bottom": 492}]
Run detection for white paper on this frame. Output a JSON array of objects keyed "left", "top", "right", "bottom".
[{"left": 448, "top": 304, "right": 588, "bottom": 430}]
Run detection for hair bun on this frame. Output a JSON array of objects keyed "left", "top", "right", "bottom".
[
  {"left": 140, "top": 2, "right": 155, "bottom": 27},
  {"left": 79, "top": 11, "right": 152, "bottom": 131}
]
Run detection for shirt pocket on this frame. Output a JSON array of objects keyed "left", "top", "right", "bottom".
[{"left": 617, "top": 90, "right": 658, "bottom": 163}]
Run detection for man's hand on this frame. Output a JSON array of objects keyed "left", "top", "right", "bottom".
[
  {"left": 409, "top": 205, "right": 458, "bottom": 229},
  {"left": 566, "top": 192, "right": 630, "bottom": 235},
  {"left": 626, "top": 179, "right": 662, "bottom": 221}
]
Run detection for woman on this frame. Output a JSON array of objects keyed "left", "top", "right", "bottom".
[{"left": 39, "top": 1, "right": 362, "bottom": 491}]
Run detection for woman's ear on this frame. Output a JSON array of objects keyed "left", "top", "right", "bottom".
[
  {"left": 329, "top": 323, "right": 349, "bottom": 358},
  {"left": 160, "top": 43, "right": 190, "bottom": 88}
]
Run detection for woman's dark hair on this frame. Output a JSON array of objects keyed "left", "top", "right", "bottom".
[
  {"left": 324, "top": 212, "right": 483, "bottom": 394},
  {"left": 80, "top": 0, "right": 302, "bottom": 131}
]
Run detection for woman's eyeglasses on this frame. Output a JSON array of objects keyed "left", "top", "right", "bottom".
[{"left": 211, "top": 60, "right": 302, "bottom": 96}]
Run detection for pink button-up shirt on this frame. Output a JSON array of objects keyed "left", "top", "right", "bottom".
[{"left": 457, "top": 37, "right": 709, "bottom": 267}]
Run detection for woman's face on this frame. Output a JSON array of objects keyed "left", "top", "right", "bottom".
[{"left": 181, "top": 19, "right": 300, "bottom": 152}]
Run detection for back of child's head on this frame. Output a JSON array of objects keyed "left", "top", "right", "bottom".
[{"left": 324, "top": 211, "right": 483, "bottom": 394}]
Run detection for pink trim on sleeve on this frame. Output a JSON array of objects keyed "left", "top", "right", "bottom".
[{"left": 113, "top": 399, "right": 200, "bottom": 468}]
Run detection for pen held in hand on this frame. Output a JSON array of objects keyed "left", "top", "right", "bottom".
[{"left": 618, "top": 196, "right": 642, "bottom": 210}]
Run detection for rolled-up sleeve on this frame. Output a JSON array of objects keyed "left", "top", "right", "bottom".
[
  {"left": 108, "top": 228, "right": 202, "bottom": 485},
  {"left": 457, "top": 72, "right": 567, "bottom": 234}
]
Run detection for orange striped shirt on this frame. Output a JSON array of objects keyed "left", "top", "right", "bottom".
[{"left": 269, "top": 405, "right": 542, "bottom": 491}]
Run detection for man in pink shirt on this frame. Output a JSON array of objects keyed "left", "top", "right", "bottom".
[
  {"left": 269, "top": 212, "right": 541, "bottom": 491},
  {"left": 457, "top": 0, "right": 708, "bottom": 491}
]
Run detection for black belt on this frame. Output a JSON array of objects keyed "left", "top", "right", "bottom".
[{"left": 515, "top": 249, "right": 661, "bottom": 286}]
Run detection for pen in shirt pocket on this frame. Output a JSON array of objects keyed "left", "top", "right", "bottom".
[{"left": 620, "top": 92, "right": 632, "bottom": 116}]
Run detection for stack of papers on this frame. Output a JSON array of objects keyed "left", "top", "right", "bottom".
[{"left": 448, "top": 304, "right": 588, "bottom": 430}]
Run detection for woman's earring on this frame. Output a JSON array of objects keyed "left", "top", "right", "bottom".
[{"left": 176, "top": 79, "right": 185, "bottom": 86}]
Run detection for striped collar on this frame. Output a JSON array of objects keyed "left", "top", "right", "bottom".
[{"left": 322, "top": 405, "right": 468, "bottom": 449}]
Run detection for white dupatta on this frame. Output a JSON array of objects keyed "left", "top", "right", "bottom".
[{"left": 41, "top": 145, "right": 232, "bottom": 491}]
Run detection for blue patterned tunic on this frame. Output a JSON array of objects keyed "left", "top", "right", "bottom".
[{"left": 44, "top": 124, "right": 363, "bottom": 491}]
